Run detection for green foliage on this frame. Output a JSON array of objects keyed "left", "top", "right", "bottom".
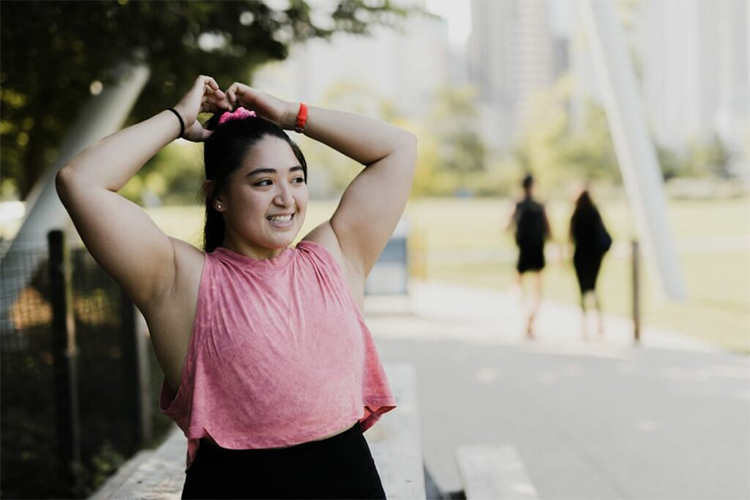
[
  {"left": 88, "top": 440, "right": 126, "bottom": 496},
  {"left": 119, "top": 141, "right": 205, "bottom": 206},
  {"left": 687, "top": 133, "right": 734, "bottom": 179},
  {"left": 423, "top": 86, "right": 487, "bottom": 194},
  {"left": 513, "top": 77, "right": 621, "bottom": 188},
  {"left": 564, "top": 101, "right": 620, "bottom": 182},
  {"left": 0, "top": 0, "right": 410, "bottom": 199},
  {"left": 655, "top": 134, "right": 735, "bottom": 181},
  {"left": 656, "top": 144, "right": 687, "bottom": 181}
]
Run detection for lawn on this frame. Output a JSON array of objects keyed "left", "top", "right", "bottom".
[
  {"left": 142, "top": 196, "right": 750, "bottom": 353},
  {"left": 408, "top": 197, "right": 750, "bottom": 353}
]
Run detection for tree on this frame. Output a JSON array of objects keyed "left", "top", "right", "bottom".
[
  {"left": 429, "top": 86, "right": 486, "bottom": 194},
  {"left": 0, "top": 0, "right": 410, "bottom": 199},
  {"left": 563, "top": 101, "right": 620, "bottom": 182},
  {"left": 687, "top": 133, "right": 734, "bottom": 179},
  {"left": 513, "top": 78, "right": 621, "bottom": 188},
  {"left": 655, "top": 144, "right": 686, "bottom": 181}
]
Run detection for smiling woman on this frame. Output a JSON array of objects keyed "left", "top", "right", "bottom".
[
  {"left": 55, "top": 75, "right": 417, "bottom": 498},
  {"left": 201, "top": 114, "right": 310, "bottom": 258}
]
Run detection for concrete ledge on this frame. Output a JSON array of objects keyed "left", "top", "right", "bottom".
[
  {"left": 456, "top": 445, "right": 538, "bottom": 500},
  {"left": 92, "top": 363, "right": 424, "bottom": 499},
  {"left": 368, "top": 363, "right": 426, "bottom": 499}
]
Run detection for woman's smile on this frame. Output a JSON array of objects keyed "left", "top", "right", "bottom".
[{"left": 267, "top": 212, "right": 295, "bottom": 229}]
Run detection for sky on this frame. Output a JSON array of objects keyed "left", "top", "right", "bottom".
[{"left": 424, "top": 0, "right": 472, "bottom": 46}]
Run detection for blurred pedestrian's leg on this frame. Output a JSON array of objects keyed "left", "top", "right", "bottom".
[{"left": 580, "top": 293, "right": 589, "bottom": 341}]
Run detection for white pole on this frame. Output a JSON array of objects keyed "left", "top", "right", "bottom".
[{"left": 578, "top": 0, "right": 686, "bottom": 301}]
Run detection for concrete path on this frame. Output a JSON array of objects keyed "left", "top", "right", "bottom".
[{"left": 364, "top": 281, "right": 750, "bottom": 499}]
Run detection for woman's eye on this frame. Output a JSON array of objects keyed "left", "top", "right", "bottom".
[
  {"left": 294, "top": 177, "right": 305, "bottom": 184},
  {"left": 255, "top": 180, "right": 272, "bottom": 187}
]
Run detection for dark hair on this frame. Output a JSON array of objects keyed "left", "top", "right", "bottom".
[
  {"left": 522, "top": 173, "right": 534, "bottom": 191},
  {"left": 570, "top": 189, "right": 602, "bottom": 238},
  {"left": 573, "top": 189, "right": 595, "bottom": 214},
  {"left": 202, "top": 112, "right": 307, "bottom": 253}
]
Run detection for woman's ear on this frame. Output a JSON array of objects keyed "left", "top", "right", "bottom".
[
  {"left": 213, "top": 195, "right": 226, "bottom": 212},
  {"left": 202, "top": 180, "right": 226, "bottom": 212},
  {"left": 201, "top": 179, "right": 214, "bottom": 200}
]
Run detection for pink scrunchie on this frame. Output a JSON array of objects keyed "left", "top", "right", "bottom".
[{"left": 218, "top": 106, "right": 256, "bottom": 125}]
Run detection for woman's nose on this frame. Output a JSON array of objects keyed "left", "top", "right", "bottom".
[{"left": 274, "top": 184, "right": 293, "bottom": 206}]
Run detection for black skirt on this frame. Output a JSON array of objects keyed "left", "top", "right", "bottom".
[
  {"left": 517, "top": 244, "right": 545, "bottom": 274},
  {"left": 574, "top": 249, "right": 603, "bottom": 294},
  {"left": 181, "top": 423, "right": 386, "bottom": 499}
]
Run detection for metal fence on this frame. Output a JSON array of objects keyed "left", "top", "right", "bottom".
[{"left": 1, "top": 230, "right": 172, "bottom": 499}]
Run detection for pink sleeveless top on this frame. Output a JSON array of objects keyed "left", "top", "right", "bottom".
[{"left": 159, "top": 240, "right": 397, "bottom": 471}]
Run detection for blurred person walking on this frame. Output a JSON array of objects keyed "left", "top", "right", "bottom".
[
  {"left": 569, "top": 188, "right": 611, "bottom": 340},
  {"left": 507, "top": 174, "right": 552, "bottom": 339}
]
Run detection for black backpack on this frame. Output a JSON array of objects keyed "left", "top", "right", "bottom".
[
  {"left": 515, "top": 201, "right": 546, "bottom": 247},
  {"left": 594, "top": 219, "right": 612, "bottom": 255}
]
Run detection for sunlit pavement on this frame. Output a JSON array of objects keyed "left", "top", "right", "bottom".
[
  {"left": 364, "top": 281, "right": 750, "bottom": 499},
  {"left": 365, "top": 280, "right": 722, "bottom": 354}
]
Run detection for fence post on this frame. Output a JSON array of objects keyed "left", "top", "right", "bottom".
[
  {"left": 48, "top": 230, "right": 84, "bottom": 495},
  {"left": 632, "top": 240, "right": 641, "bottom": 343},
  {"left": 119, "top": 294, "right": 151, "bottom": 452}
]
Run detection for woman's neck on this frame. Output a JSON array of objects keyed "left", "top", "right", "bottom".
[{"left": 220, "top": 238, "right": 287, "bottom": 260}]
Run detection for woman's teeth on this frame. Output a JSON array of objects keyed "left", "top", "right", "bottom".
[{"left": 267, "top": 214, "right": 293, "bottom": 222}]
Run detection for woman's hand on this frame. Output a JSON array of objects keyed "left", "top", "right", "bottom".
[
  {"left": 173, "top": 75, "right": 232, "bottom": 142},
  {"left": 225, "top": 83, "right": 297, "bottom": 129}
]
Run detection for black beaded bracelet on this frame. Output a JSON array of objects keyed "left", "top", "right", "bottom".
[{"left": 166, "top": 107, "right": 185, "bottom": 138}]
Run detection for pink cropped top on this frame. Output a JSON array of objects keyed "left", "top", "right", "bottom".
[{"left": 159, "top": 240, "right": 397, "bottom": 471}]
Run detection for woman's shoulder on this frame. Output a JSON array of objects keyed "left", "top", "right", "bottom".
[
  {"left": 296, "top": 238, "right": 341, "bottom": 270},
  {"left": 299, "top": 225, "right": 362, "bottom": 285},
  {"left": 299, "top": 222, "right": 346, "bottom": 268},
  {"left": 172, "top": 237, "right": 207, "bottom": 271}
]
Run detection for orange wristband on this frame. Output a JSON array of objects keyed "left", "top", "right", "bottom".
[{"left": 294, "top": 102, "right": 308, "bottom": 133}]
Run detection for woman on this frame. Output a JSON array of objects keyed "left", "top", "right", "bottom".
[
  {"left": 569, "top": 188, "right": 611, "bottom": 340},
  {"left": 56, "top": 75, "right": 416, "bottom": 498}
]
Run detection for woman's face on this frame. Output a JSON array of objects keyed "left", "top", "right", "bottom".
[{"left": 216, "top": 136, "right": 308, "bottom": 258}]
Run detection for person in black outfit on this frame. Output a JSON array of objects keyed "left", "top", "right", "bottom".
[
  {"left": 507, "top": 174, "right": 551, "bottom": 339},
  {"left": 569, "top": 188, "right": 611, "bottom": 340}
]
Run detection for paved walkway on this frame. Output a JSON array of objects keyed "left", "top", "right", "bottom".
[
  {"left": 363, "top": 281, "right": 750, "bottom": 499},
  {"left": 365, "top": 280, "right": 722, "bottom": 355}
]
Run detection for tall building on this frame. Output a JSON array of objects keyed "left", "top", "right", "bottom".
[
  {"left": 254, "top": 0, "right": 451, "bottom": 122},
  {"left": 468, "top": 0, "right": 563, "bottom": 150},
  {"left": 635, "top": 0, "right": 748, "bottom": 159},
  {"left": 467, "top": 0, "right": 748, "bottom": 173},
  {"left": 468, "top": 0, "right": 517, "bottom": 149}
]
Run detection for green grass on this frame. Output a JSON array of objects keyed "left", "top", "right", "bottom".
[
  {"left": 409, "top": 197, "right": 750, "bottom": 354},
  {"left": 142, "top": 196, "right": 750, "bottom": 354}
]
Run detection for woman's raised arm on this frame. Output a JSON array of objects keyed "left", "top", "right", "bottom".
[
  {"left": 225, "top": 83, "right": 417, "bottom": 280},
  {"left": 56, "top": 75, "right": 230, "bottom": 311}
]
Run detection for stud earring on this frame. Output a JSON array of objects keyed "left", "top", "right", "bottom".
[{"left": 217, "top": 204, "right": 222, "bottom": 209}]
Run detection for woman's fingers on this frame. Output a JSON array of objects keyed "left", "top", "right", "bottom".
[
  {"left": 198, "top": 75, "right": 219, "bottom": 91},
  {"left": 226, "top": 85, "right": 240, "bottom": 106},
  {"left": 195, "top": 79, "right": 231, "bottom": 111},
  {"left": 226, "top": 82, "right": 253, "bottom": 106},
  {"left": 201, "top": 99, "right": 230, "bottom": 113}
]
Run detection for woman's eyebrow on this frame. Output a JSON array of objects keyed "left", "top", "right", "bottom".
[
  {"left": 247, "top": 166, "right": 304, "bottom": 177},
  {"left": 247, "top": 167, "right": 276, "bottom": 177}
]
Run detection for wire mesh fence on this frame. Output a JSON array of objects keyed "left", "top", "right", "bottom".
[{"left": 1, "top": 233, "right": 173, "bottom": 499}]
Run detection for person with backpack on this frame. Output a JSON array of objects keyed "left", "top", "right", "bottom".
[
  {"left": 569, "top": 188, "right": 611, "bottom": 340},
  {"left": 507, "top": 174, "right": 552, "bottom": 339}
]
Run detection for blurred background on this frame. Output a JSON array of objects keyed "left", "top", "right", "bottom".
[{"left": 1, "top": 1, "right": 748, "bottom": 499}]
